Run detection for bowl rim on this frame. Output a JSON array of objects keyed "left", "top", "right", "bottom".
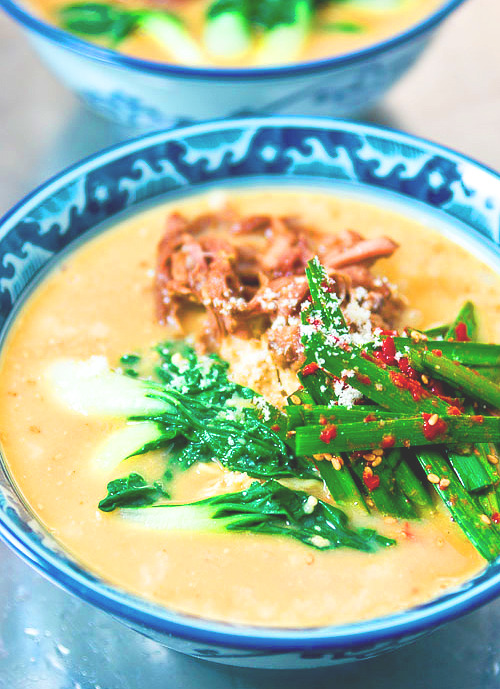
[
  {"left": 1, "top": 0, "right": 467, "bottom": 80},
  {"left": 1, "top": 115, "right": 500, "bottom": 651}
]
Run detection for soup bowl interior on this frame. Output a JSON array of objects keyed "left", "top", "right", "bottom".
[
  {"left": 0, "top": 116, "right": 500, "bottom": 669},
  {"left": 1, "top": 0, "right": 467, "bottom": 127}
]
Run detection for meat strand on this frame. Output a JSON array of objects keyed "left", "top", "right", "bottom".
[{"left": 155, "top": 210, "right": 404, "bottom": 367}]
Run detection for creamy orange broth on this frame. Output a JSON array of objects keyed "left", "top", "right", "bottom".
[
  {"left": 30, "top": 0, "right": 443, "bottom": 67},
  {"left": 0, "top": 188, "right": 497, "bottom": 628}
]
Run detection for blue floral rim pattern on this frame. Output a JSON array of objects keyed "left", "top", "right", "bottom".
[
  {"left": 0, "top": 116, "right": 500, "bottom": 654},
  {"left": 1, "top": 0, "right": 467, "bottom": 79}
]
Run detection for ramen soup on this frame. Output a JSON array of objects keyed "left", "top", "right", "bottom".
[
  {"left": 30, "top": 0, "right": 445, "bottom": 67},
  {"left": 1, "top": 188, "right": 500, "bottom": 629}
]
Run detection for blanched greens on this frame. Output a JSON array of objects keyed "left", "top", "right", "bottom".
[
  {"left": 117, "top": 478, "right": 396, "bottom": 552},
  {"left": 56, "top": 0, "right": 399, "bottom": 61},
  {"left": 46, "top": 338, "right": 396, "bottom": 553}
]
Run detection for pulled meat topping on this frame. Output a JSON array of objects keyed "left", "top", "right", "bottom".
[{"left": 155, "top": 209, "right": 404, "bottom": 367}]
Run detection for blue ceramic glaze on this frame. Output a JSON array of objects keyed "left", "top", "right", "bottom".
[
  {"left": 0, "top": 117, "right": 499, "bottom": 669},
  {"left": 1, "top": 0, "right": 467, "bottom": 126}
]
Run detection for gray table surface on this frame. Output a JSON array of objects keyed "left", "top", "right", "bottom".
[{"left": 0, "top": 1, "right": 500, "bottom": 686}]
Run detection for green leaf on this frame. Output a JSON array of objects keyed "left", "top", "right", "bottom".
[
  {"left": 122, "top": 479, "right": 396, "bottom": 552},
  {"left": 252, "top": 0, "right": 309, "bottom": 29},
  {"left": 207, "top": 0, "right": 250, "bottom": 20},
  {"left": 98, "top": 473, "right": 168, "bottom": 512},
  {"left": 58, "top": 2, "right": 137, "bottom": 41}
]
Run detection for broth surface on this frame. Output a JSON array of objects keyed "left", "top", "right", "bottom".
[
  {"left": 0, "top": 188, "right": 497, "bottom": 627},
  {"left": 29, "top": 0, "right": 443, "bottom": 67}
]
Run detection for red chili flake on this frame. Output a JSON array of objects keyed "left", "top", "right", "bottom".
[
  {"left": 319, "top": 425, "right": 337, "bottom": 444},
  {"left": 402, "top": 522, "right": 415, "bottom": 540},
  {"left": 431, "top": 349, "right": 443, "bottom": 357},
  {"left": 302, "top": 362, "right": 319, "bottom": 377},
  {"left": 355, "top": 372, "right": 371, "bottom": 386},
  {"left": 308, "top": 317, "right": 323, "bottom": 328},
  {"left": 471, "top": 415, "right": 484, "bottom": 424},
  {"left": 379, "top": 329, "right": 398, "bottom": 337},
  {"left": 381, "top": 434, "right": 396, "bottom": 449},
  {"left": 427, "top": 379, "right": 462, "bottom": 408},
  {"left": 361, "top": 350, "right": 379, "bottom": 364},
  {"left": 422, "top": 413, "right": 448, "bottom": 440},
  {"left": 363, "top": 413, "right": 377, "bottom": 423},
  {"left": 319, "top": 415, "right": 328, "bottom": 426},
  {"left": 429, "top": 379, "right": 445, "bottom": 396},
  {"left": 398, "top": 356, "right": 420, "bottom": 381},
  {"left": 370, "top": 350, "right": 388, "bottom": 368},
  {"left": 380, "top": 335, "right": 397, "bottom": 366},
  {"left": 271, "top": 424, "right": 281, "bottom": 432},
  {"left": 390, "top": 371, "right": 410, "bottom": 389},
  {"left": 447, "top": 405, "right": 462, "bottom": 416},
  {"left": 454, "top": 322, "right": 470, "bottom": 342},
  {"left": 491, "top": 512, "right": 500, "bottom": 525},
  {"left": 363, "top": 473, "right": 380, "bottom": 492},
  {"left": 389, "top": 371, "right": 426, "bottom": 401}
]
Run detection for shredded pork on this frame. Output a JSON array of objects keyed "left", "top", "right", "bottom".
[{"left": 155, "top": 209, "right": 404, "bottom": 368}]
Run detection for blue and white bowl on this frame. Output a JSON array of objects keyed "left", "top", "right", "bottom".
[
  {"left": 2, "top": 0, "right": 466, "bottom": 128},
  {"left": 1, "top": 117, "right": 500, "bottom": 669}
]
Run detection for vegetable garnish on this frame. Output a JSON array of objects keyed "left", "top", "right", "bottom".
[
  {"left": 293, "top": 257, "right": 500, "bottom": 561},
  {"left": 55, "top": 0, "right": 405, "bottom": 63},
  {"left": 44, "top": 257, "right": 500, "bottom": 560},
  {"left": 46, "top": 342, "right": 395, "bottom": 554},
  {"left": 118, "top": 479, "right": 396, "bottom": 552}
]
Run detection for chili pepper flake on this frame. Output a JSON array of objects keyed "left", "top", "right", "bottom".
[
  {"left": 362, "top": 471, "right": 380, "bottom": 492},
  {"left": 302, "top": 362, "right": 319, "bottom": 377},
  {"left": 422, "top": 413, "right": 448, "bottom": 440},
  {"left": 379, "top": 335, "right": 397, "bottom": 366},
  {"left": 355, "top": 372, "right": 371, "bottom": 386},
  {"left": 454, "top": 322, "right": 470, "bottom": 342},
  {"left": 319, "top": 425, "right": 337, "bottom": 444},
  {"left": 389, "top": 371, "right": 426, "bottom": 401},
  {"left": 381, "top": 434, "right": 396, "bottom": 449},
  {"left": 397, "top": 356, "right": 420, "bottom": 381},
  {"left": 491, "top": 512, "right": 500, "bottom": 524},
  {"left": 402, "top": 522, "right": 414, "bottom": 539}
]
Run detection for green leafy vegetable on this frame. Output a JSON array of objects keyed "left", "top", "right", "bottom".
[
  {"left": 58, "top": 2, "right": 138, "bottom": 43},
  {"left": 45, "top": 348, "right": 315, "bottom": 481},
  {"left": 99, "top": 473, "right": 169, "bottom": 512},
  {"left": 118, "top": 479, "right": 395, "bottom": 552}
]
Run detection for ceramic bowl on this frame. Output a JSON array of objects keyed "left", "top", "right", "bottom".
[
  {"left": 1, "top": 117, "right": 500, "bottom": 669},
  {"left": 1, "top": 0, "right": 466, "bottom": 128}
]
